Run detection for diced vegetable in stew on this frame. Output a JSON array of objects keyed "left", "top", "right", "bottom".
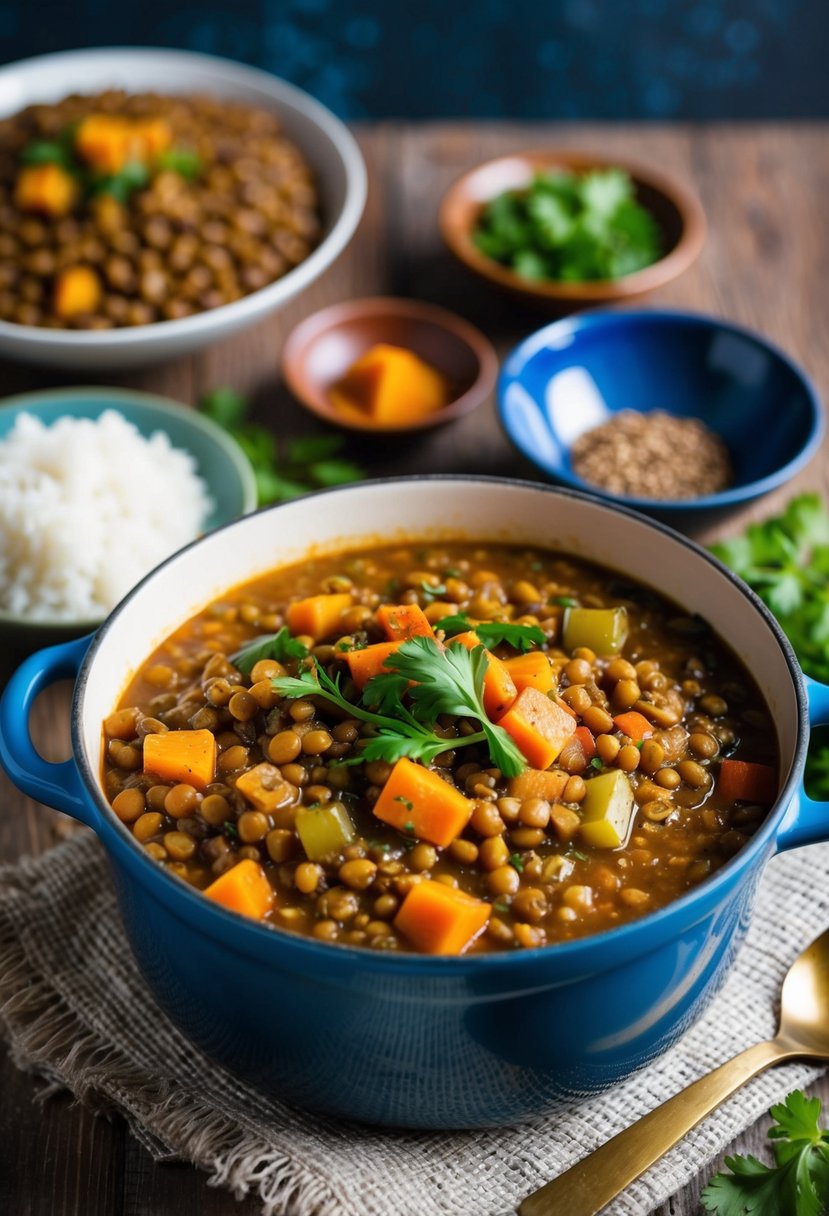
[{"left": 102, "top": 543, "right": 778, "bottom": 954}]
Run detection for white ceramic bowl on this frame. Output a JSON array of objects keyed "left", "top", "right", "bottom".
[{"left": 0, "top": 48, "right": 367, "bottom": 370}]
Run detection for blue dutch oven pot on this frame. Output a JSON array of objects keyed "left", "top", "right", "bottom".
[{"left": 0, "top": 478, "right": 826, "bottom": 1129}]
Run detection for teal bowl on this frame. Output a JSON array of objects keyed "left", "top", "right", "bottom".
[{"left": 0, "top": 387, "right": 257, "bottom": 653}]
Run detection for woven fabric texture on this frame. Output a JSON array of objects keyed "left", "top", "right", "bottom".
[{"left": 1, "top": 830, "right": 826, "bottom": 1216}]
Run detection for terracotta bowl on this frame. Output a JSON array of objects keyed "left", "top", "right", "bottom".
[
  {"left": 280, "top": 297, "right": 499, "bottom": 433},
  {"left": 439, "top": 150, "right": 706, "bottom": 308}
]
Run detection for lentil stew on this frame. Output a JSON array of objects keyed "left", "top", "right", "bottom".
[
  {"left": 0, "top": 91, "right": 320, "bottom": 329},
  {"left": 102, "top": 543, "right": 778, "bottom": 954}
]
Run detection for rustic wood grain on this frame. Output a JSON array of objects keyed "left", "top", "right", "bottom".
[{"left": 0, "top": 122, "right": 827, "bottom": 1216}]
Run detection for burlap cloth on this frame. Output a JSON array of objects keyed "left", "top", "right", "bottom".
[{"left": 1, "top": 830, "right": 826, "bottom": 1216}]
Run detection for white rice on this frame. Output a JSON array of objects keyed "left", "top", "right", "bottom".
[{"left": 0, "top": 409, "right": 214, "bottom": 621}]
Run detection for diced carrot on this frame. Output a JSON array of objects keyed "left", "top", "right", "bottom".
[
  {"left": 556, "top": 696, "right": 578, "bottom": 719},
  {"left": 503, "top": 652, "right": 554, "bottom": 695},
  {"left": 448, "top": 631, "right": 517, "bottom": 718},
  {"left": 53, "top": 266, "right": 102, "bottom": 319},
  {"left": 507, "top": 768, "right": 569, "bottom": 802},
  {"left": 574, "top": 725, "right": 597, "bottom": 761},
  {"left": 376, "top": 603, "right": 435, "bottom": 642},
  {"left": 286, "top": 592, "right": 353, "bottom": 640},
  {"left": 612, "top": 711, "right": 654, "bottom": 743},
  {"left": 342, "top": 641, "right": 401, "bottom": 689},
  {"left": 14, "top": 164, "right": 77, "bottom": 217},
  {"left": 373, "top": 757, "right": 472, "bottom": 847},
  {"left": 394, "top": 878, "right": 490, "bottom": 955},
  {"left": 497, "top": 686, "right": 577, "bottom": 770},
  {"left": 717, "top": 759, "right": 777, "bottom": 805},
  {"left": 235, "top": 763, "right": 291, "bottom": 813},
  {"left": 143, "top": 728, "right": 216, "bottom": 791},
  {"left": 204, "top": 859, "right": 275, "bottom": 921}
]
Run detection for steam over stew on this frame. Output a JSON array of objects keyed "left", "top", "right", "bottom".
[{"left": 103, "top": 544, "right": 778, "bottom": 954}]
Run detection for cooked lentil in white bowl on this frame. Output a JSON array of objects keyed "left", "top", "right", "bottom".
[{"left": 0, "top": 48, "right": 366, "bottom": 370}]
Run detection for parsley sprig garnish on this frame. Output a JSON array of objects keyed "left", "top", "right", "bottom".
[
  {"left": 272, "top": 636, "right": 526, "bottom": 776},
  {"left": 702, "top": 1089, "right": 829, "bottom": 1215},
  {"left": 231, "top": 627, "right": 309, "bottom": 677},
  {"left": 433, "top": 611, "right": 545, "bottom": 654}
]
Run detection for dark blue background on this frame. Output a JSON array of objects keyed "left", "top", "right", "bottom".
[{"left": 2, "top": 0, "right": 826, "bottom": 119}]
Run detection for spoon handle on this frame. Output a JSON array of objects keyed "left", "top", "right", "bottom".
[{"left": 518, "top": 1037, "right": 789, "bottom": 1216}]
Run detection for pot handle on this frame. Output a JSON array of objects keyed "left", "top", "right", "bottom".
[
  {"left": 776, "top": 675, "right": 829, "bottom": 852},
  {"left": 0, "top": 634, "right": 98, "bottom": 828}
]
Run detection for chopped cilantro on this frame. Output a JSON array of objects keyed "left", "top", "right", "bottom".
[
  {"left": 553, "top": 596, "right": 578, "bottom": 608},
  {"left": 434, "top": 611, "right": 545, "bottom": 654},
  {"left": 404, "top": 821, "right": 415, "bottom": 834},
  {"left": 223, "top": 821, "right": 238, "bottom": 839},
  {"left": 589, "top": 756, "right": 604, "bottom": 770},
  {"left": 702, "top": 1088, "right": 829, "bottom": 1216},
  {"left": 509, "top": 853, "right": 525, "bottom": 873},
  {"left": 395, "top": 796, "right": 415, "bottom": 811},
  {"left": 231, "top": 627, "right": 309, "bottom": 677}
]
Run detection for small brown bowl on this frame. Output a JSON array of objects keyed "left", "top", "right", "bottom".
[
  {"left": 439, "top": 150, "right": 706, "bottom": 308},
  {"left": 280, "top": 297, "right": 499, "bottom": 433}
]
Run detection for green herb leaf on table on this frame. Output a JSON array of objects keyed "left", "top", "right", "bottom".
[
  {"left": 231, "top": 627, "right": 309, "bottom": 677},
  {"left": 198, "top": 388, "right": 365, "bottom": 506},
  {"left": 701, "top": 1089, "right": 829, "bottom": 1216},
  {"left": 711, "top": 493, "right": 829, "bottom": 795}
]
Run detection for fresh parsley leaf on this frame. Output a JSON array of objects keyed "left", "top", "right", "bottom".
[
  {"left": 589, "top": 756, "right": 603, "bottom": 770},
  {"left": 272, "top": 636, "right": 526, "bottom": 776},
  {"left": 553, "top": 596, "right": 578, "bottom": 608},
  {"left": 21, "top": 139, "right": 76, "bottom": 170},
  {"left": 285, "top": 434, "right": 344, "bottom": 464},
  {"left": 473, "top": 167, "right": 661, "bottom": 284},
  {"left": 157, "top": 147, "right": 202, "bottom": 179},
  {"left": 701, "top": 1089, "right": 829, "bottom": 1216},
  {"left": 231, "top": 627, "right": 309, "bottom": 677},
  {"left": 90, "top": 160, "right": 149, "bottom": 203},
  {"left": 307, "top": 458, "right": 364, "bottom": 488},
  {"left": 509, "top": 853, "right": 524, "bottom": 872},
  {"left": 433, "top": 612, "right": 546, "bottom": 653}
]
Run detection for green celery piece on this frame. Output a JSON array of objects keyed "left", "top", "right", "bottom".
[
  {"left": 579, "top": 769, "right": 636, "bottom": 849},
  {"left": 562, "top": 606, "right": 628, "bottom": 655},
  {"left": 296, "top": 802, "right": 355, "bottom": 861}
]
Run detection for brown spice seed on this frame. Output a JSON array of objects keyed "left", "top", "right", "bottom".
[{"left": 570, "top": 410, "right": 733, "bottom": 501}]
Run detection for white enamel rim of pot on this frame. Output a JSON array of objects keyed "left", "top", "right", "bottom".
[
  {"left": 70, "top": 477, "right": 810, "bottom": 966},
  {"left": 0, "top": 48, "right": 367, "bottom": 370}
]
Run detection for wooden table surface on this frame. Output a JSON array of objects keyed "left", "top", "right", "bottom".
[{"left": 0, "top": 121, "right": 827, "bottom": 1216}]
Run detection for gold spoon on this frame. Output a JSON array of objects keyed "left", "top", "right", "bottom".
[{"left": 519, "top": 928, "right": 829, "bottom": 1216}]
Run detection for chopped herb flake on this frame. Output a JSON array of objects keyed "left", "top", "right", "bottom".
[{"left": 509, "top": 853, "right": 525, "bottom": 872}]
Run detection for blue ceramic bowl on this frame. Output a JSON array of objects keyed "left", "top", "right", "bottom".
[
  {"left": 499, "top": 311, "right": 823, "bottom": 514},
  {"left": 0, "top": 477, "right": 826, "bottom": 1129},
  {"left": 0, "top": 387, "right": 257, "bottom": 650}
]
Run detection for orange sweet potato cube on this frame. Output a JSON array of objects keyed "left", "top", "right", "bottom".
[
  {"left": 286, "top": 592, "right": 353, "bottom": 640},
  {"left": 376, "top": 603, "right": 435, "bottom": 642},
  {"left": 373, "top": 757, "right": 472, "bottom": 847},
  {"left": 342, "top": 641, "right": 401, "bottom": 689},
  {"left": 329, "top": 343, "right": 449, "bottom": 426},
  {"left": 204, "top": 859, "right": 275, "bottom": 921},
  {"left": 394, "top": 878, "right": 490, "bottom": 954},
  {"left": 497, "top": 686, "right": 577, "bottom": 770},
  {"left": 14, "top": 164, "right": 78, "bottom": 217},
  {"left": 143, "top": 728, "right": 216, "bottom": 791},
  {"left": 54, "top": 266, "right": 102, "bottom": 319},
  {"left": 503, "top": 651, "right": 554, "bottom": 695}
]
